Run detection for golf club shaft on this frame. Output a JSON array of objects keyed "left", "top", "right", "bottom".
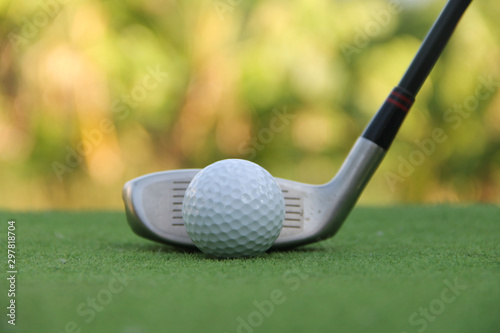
[{"left": 362, "top": 0, "right": 472, "bottom": 150}]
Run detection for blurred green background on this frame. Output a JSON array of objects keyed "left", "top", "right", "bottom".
[{"left": 0, "top": 0, "right": 499, "bottom": 210}]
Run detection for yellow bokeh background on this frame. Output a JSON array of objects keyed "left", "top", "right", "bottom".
[{"left": 0, "top": 0, "right": 499, "bottom": 209}]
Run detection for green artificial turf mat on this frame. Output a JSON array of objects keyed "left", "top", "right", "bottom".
[{"left": 0, "top": 205, "right": 499, "bottom": 333}]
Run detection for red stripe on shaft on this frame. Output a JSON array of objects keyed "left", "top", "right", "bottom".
[
  {"left": 391, "top": 91, "right": 413, "bottom": 105},
  {"left": 387, "top": 98, "right": 409, "bottom": 112}
]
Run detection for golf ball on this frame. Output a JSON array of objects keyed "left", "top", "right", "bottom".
[{"left": 182, "top": 159, "right": 285, "bottom": 258}]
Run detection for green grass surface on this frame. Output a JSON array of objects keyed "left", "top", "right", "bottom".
[{"left": 1, "top": 206, "right": 499, "bottom": 333}]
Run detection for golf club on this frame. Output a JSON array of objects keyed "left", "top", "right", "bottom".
[{"left": 123, "top": 0, "right": 473, "bottom": 250}]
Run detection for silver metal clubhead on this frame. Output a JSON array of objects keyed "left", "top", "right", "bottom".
[{"left": 123, "top": 138, "right": 385, "bottom": 249}]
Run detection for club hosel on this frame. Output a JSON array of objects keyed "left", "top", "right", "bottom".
[
  {"left": 318, "top": 137, "right": 386, "bottom": 240},
  {"left": 313, "top": 86, "right": 415, "bottom": 241}
]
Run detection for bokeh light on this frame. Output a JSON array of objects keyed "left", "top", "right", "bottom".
[{"left": 0, "top": 0, "right": 498, "bottom": 209}]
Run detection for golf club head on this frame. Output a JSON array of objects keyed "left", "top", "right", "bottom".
[{"left": 123, "top": 138, "right": 385, "bottom": 250}]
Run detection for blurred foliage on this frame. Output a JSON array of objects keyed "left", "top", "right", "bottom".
[{"left": 0, "top": 0, "right": 499, "bottom": 209}]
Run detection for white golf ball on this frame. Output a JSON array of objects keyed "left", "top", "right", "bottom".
[{"left": 182, "top": 159, "right": 285, "bottom": 258}]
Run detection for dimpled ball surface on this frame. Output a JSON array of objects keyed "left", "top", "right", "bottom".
[{"left": 182, "top": 159, "right": 285, "bottom": 258}]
